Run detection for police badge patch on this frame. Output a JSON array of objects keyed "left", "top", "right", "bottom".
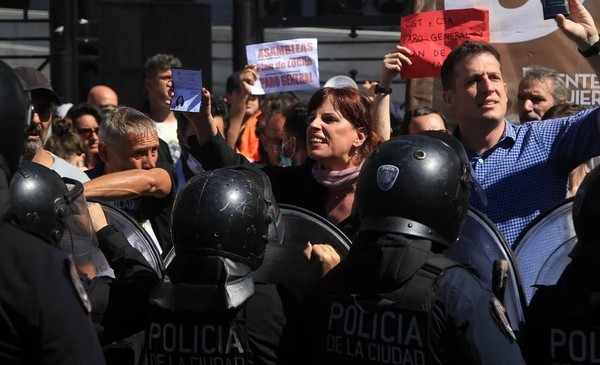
[
  {"left": 490, "top": 297, "right": 516, "bottom": 342},
  {"left": 66, "top": 256, "right": 92, "bottom": 313},
  {"left": 377, "top": 165, "right": 399, "bottom": 191}
]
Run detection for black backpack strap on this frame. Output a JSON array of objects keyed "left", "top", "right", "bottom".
[{"left": 384, "top": 255, "right": 463, "bottom": 310}]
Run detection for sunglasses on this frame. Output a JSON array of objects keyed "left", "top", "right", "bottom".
[
  {"left": 32, "top": 101, "right": 53, "bottom": 122},
  {"left": 77, "top": 127, "right": 100, "bottom": 139}
]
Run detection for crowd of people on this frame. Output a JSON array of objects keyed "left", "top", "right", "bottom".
[{"left": 2, "top": 0, "right": 600, "bottom": 363}]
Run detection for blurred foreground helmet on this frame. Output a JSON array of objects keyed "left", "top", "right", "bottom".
[
  {"left": 570, "top": 166, "right": 600, "bottom": 261},
  {"left": 0, "top": 61, "right": 32, "bottom": 215},
  {"left": 171, "top": 167, "right": 271, "bottom": 270},
  {"left": 356, "top": 134, "right": 471, "bottom": 247},
  {"left": 0, "top": 61, "right": 31, "bottom": 177},
  {"left": 9, "top": 161, "right": 97, "bottom": 255}
]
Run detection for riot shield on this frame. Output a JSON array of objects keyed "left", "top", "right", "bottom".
[
  {"left": 513, "top": 198, "right": 575, "bottom": 305},
  {"left": 254, "top": 204, "right": 351, "bottom": 300},
  {"left": 92, "top": 201, "right": 163, "bottom": 365},
  {"left": 445, "top": 207, "right": 527, "bottom": 330},
  {"left": 163, "top": 203, "right": 352, "bottom": 301},
  {"left": 96, "top": 201, "right": 165, "bottom": 277}
]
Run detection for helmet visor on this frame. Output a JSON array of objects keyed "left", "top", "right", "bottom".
[{"left": 59, "top": 178, "right": 99, "bottom": 260}]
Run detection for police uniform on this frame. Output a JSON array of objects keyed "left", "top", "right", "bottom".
[
  {"left": 144, "top": 167, "right": 299, "bottom": 365},
  {"left": 520, "top": 156, "right": 600, "bottom": 365},
  {"left": 145, "top": 275, "right": 296, "bottom": 365},
  {"left": 293, "top": 233, "right": 525, "bottom": 365},
  {"left": 80, "top": 224, "right": 160, "bottom": 344},
  {"left": 0, "top": 221, "right": 105, "bottom": 365},
  {"left": 522, "top": 262, "right": 600, "bottom": 365}
]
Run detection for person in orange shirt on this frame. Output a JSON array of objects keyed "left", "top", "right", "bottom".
[{"left": 224, "top": 70, "right": 262, "bottom": 162}]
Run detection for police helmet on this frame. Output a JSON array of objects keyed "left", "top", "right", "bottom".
[
  {"left": 230, "top": 165, "right": 283, "bottom": 244},
  {"left": 171, "top": 167, "right": 271, "bottom": 270},
  {"left": 570, "top": 166, "right": 600, "bottom": 261},
  {"left": 0, "top": 61, "right": 31, "bottom": 215},
  {"left": 9, "top": 161, "right": 89, "bottom": 248},
  {"left": 356, "top": 134, "right": 471, "bottom": 247}
]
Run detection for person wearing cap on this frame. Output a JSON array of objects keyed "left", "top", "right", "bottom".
[
  {"left": 13, "top": 66, "right": 90, "bottom": 183},
  {"left": 224, "top": 70, "right": 262, "bottom": 162},
  {"left": 87, "top": 84, "right": 119, "bottom": 116}
]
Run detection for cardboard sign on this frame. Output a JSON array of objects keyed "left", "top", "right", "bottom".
[
  {"left": 400, "top": 8, "right": 489, "bottom": 79},
  {"left": 246, "top": 38, "right": 320, "bottom": 94}
]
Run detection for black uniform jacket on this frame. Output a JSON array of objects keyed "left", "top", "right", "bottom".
[
  {"left": 0, "top": 221, "right": 105, "bottom": 365},
  {"left": 290, "top": 233, "right": 527, "bottom": 365}
]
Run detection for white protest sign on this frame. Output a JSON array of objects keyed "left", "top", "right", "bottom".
[
  {"left": 170, "top": 68, "right": 202, "bottom": 113},
  {"left": 246, "top": 38, "right": 319, "bottom": 94}
]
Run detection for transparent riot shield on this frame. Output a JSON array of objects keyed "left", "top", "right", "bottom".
[
  {"left": 446, "top": 207, "right": 527, "bottom": 330},
  {"left": 96, "top": 201, "right": 165, "bottom": 277},
  {"left": 164, "top": 203, "right": 352, "bottom": 301},
  {"left": 513, "top": 198, "right": 575, "bottom": 305}
]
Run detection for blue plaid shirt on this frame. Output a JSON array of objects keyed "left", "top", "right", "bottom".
[{"left": 455, "top": 108, "right": 600, "bottom": 246}]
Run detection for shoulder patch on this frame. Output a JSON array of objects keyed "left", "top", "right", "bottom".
[
  {"left": 66, "top": 257, "right": 92, "bottom": 313},
  {"left": 490, "top": 297, "right": 516, "bottom": 343},
  {"left": 377, "top": 164, "right": 399, "bottom": 191}
]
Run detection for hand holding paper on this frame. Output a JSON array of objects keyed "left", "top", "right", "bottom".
[
  {"left": 555, "top": 0, "right": 599, "bottom": 50},
  {"left": 186, "top": 88, "right": 218, "bottom": 145},
  {"left": 381, "top": 45, "right": 413, "bottom": 85},
  {"left": 240, "top": 65, "right": 262, "bottom": 97}
]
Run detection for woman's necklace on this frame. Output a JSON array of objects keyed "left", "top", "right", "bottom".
[{"left": 333, "top": 186, "right": 355, "bottom": 201}]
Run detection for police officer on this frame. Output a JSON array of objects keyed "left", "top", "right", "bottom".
[
  {"left": 8, "top": 161, "right": 160, "bottom": 345},
  {"left": 291, "top": 134, "right": 526, "bottom": 364},
  {"left": 144, "top": 166, "right": 297, "bottom": 365},
  {"left": 0, "top": 61, "right": 105, "bottom": 364},
  {"left": 521, "top": 166, "right": 600, "bottom": 364}
]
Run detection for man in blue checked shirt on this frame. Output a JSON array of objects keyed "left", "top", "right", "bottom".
[{"left": 434, "top": 0, "right": 600, "bottom": 245}]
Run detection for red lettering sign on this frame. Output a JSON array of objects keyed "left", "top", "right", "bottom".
[{"left": 400, "top": 8, "right": 490, "bottom": 79}]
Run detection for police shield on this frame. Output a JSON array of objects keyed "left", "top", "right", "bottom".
[
  {"left": 445, "top": 207, "right": 527, "bottom": 330},
  {"left": 513, "top": 198, "right": 575, "bottom": 304},
  {"left": 164, "top": 204, "right": 352, "bottom": 301},
  {"left": 254, "top": 204, "right": 351, "bottom": 299},
  {"left": 97, "top": 201, "right": 165, "bottom": 276}
]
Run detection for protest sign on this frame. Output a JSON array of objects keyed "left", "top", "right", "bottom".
[
  {"left": 246, "top": 38, "right": 320, "bottom": 94},
  {"left": 400, "top": 8, "right": 489, "bottom": 79},
  {"left": 405, "top": 0, "right": 600, "bottom": 126},
  {"left": 170, "top": 68, "right": 202, "bottom": 113}
]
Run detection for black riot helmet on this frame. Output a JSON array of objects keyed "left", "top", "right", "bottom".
[
  {"left": 0, "top": 61, "right": 32, "bottom": 215},
  {"left": 8, "top": 161, "right": 96, "bottom": 253},
  {"left": 171, "top": 167, "right": 271, "bottom": 270},
  {"left": 230, "top": 165, "right": 283, "bottom": 245},
  {"left": 356, "top": 134, "right": 471, "bottom": 248},
  {"left": 570, "top": 166, "right": 600, "bottom": 262}
]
